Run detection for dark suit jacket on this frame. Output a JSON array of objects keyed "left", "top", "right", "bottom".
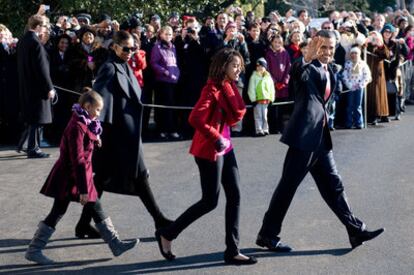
[
  {"left": 17, "top": 31, "right": 54, "bottom": 124},
  {"left": 280, "top": 59, "right": 337, "bottom": 152},
  {"left": 92, "top": 52, "right": 148, "bottom": 196}
]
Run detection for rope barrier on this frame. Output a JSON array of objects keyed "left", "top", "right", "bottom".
[{"left": 53, "top": 85, "right": 296, "bottom": 110}]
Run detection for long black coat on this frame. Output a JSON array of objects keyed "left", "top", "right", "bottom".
[
  {"left": 0, "top": 44, "right": 20, "bottom": 143},
  {"left": 92, "top": 53, "right": 147, "bottom": 196},
  {"left": 281, "top": 59, "right": 337, "bottom": 152},
  {"left": 17, "top": 31, "right": 54, "bottom": 124}
]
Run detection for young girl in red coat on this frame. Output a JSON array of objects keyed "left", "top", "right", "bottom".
[
  {"left": 155, "top": 48, "right": 258, "bottom": 265},
  {"left": 25, "top": 88, "right": 137, "bottom": 265}
]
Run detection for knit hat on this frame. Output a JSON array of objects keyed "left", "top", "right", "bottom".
[
  {"left": 381, "top": 23, "right": 396, "bottom": 34},
  {"left": 98, "top": 14, "right": 111, "bottom": 23},
  {"left": 350, "top": 46, "right": 361, "bottom": 55},
  {"left": 256, "top": 57, "right": 268, "bottom": 69},
  {"left": 151, "top": 14, "right": 161, "bottom": 21},
  {"left": 77, "top": 13, "right": 92, "bottom": 25},
  {"left": 225, "top": 22, "right": 237, "bottom": 32},
  {"left": 397, "top": 16, "right": 408, "bottom": 26}
]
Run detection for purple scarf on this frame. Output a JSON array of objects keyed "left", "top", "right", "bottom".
[{"left": 72, "top": 104, "right": 103, "bottom": 136}]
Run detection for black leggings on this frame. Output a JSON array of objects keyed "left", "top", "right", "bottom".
[
  {"left": 44, "top": 198, "right": 107, "bottom": 229},
  {"left": 161, "top": 150, "right": 241, "bottom": 257}
]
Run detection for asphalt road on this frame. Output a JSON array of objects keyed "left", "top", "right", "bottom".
[{"left": 1, "top": 107, "right": 414, "bottom": 274}]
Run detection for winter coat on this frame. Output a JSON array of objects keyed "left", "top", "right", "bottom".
[
  {"left": 247, "top": 71, "right": 275, "bottom": 102},
  {"left": 92, "top": 53, "right": 148, "bottom": 196},
  {"left": 265, "top": 47, "right": 291, "bottom": 99},
  {"left": 40, "top": 113, "right": 99, "bottom": 202},
  {"left": 342, "top": 60, "right": 372, "bottom": 91},
  {"left": 128, "top": 50, "right": 147, "bottom": 87},
  {"left": 17, "top": 31, "right": 54, "bottom": 124},
  {"left": 366, "top": 45, "right": 389, "bottom": 119},
  {"left": 150, "top": 40, "right": 180, "bottom": 84},
  {"left": 189, "top": 80, "right": 246, "bottom": 161}
]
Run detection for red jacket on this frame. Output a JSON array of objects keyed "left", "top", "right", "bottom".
[
  {"left": 40, "top": 113, "right": 99, "bottom": 202},
  {"left": 128, "top": 50, "right": 147, "bottom": 87},
  {"left": 189, "top": 80, "right": 246, "bottom": 161}
]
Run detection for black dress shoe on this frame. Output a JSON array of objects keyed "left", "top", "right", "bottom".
[
  {"left": 155, "top": 230, "right": 176, "bottom": 261},
  {"left": 349, "top": 228, "right": 385, "bottom": 249},
  {"left": 75, "top": 223, "right": 101, "bottom": 239},
  {"left": 224, "top": 255, "right": 258, "bottom": 265},
  {"left": 380, "top": 117, "right": 390, "bottom": 123},
  {"left": 256, "top": 235, "right": 292, "bottom": 252},
  {"left": 27, "top": 151, "right": 50, "bottom": 158}
]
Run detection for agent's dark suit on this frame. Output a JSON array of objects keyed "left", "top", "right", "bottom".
[
  {"left": 17, "top": 31, "right": 54, "bottom": 154},
  {"left": 258, "top": 59, "right": 364, "bottom": 240}
]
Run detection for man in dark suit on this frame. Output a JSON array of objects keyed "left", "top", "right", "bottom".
[
  {"left": 256, "top": 30, "right": 384, "bottom": 252},
  {"left": 17, "top": 14, "right": 55, "bottom": 158}
]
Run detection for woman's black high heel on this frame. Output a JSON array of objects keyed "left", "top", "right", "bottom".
[{"left": 155, "top": 230, "right": 176, "bottom": 261}]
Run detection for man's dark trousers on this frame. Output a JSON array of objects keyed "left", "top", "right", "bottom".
[{"left": 258, "top": 132, "right": 364, "bottom": 238}]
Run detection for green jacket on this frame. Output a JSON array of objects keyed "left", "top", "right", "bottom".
[{"left": 247, "top": 70, "right": 275, "bottom": 102}]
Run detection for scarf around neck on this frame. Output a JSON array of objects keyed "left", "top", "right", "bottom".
[{"left": 72, "top": 104, "right": 102, "bottom": 136}]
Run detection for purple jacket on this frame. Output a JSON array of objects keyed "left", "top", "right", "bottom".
[
  {"left": 265, "top": 47, "right": 291, "bottom": 99},
  {"left": 150, "top": 40, "right": 180, "bottom": 83}
]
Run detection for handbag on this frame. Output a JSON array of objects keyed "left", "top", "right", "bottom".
[{"left": 386, "top": 80, "right": 397, "bottom": 94}]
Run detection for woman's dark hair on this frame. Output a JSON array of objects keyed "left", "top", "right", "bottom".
[
  {"left": 404, "top": 25, "right": 414, "bottom": 36},
  {"left": 77, "top": 26, "right": 96, "bottom": 40},
  {"left": 208, "top": 48, "right": 244, "bottom": 84},
  {"left": 78, "top": 87, "right": 103, "bottom": 107},
  {"left": 56, "top": 34, "right": 72, "bottom": 45},
  {"left": 112, "top": 30, "right": 133, "bottom": 45},
  {"left": 299, "top": 41, "right": 308, "bottom": 49}
]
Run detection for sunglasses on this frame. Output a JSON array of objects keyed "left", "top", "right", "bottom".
[{"left": 122, "top": 46, "right": 137, "bottom": 53}]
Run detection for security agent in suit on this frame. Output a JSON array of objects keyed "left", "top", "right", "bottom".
[
  {"left": 17, "top": 15, "right": 56, "bottom": 158},
  {"left": 256, "top": 30, "right": 384, "bottom": 252}
]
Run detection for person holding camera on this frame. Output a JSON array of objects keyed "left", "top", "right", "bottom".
[
  {"left": 221, "top": 22, "right": 250, "bottom": 136},
  {"left": 381, "top": 23, "right": 409, "bottom": 121},
  {"left": 175, "top": 18, "right": 208, "bottom": 139}
]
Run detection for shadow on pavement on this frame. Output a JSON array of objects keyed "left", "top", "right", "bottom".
[
  {"left": 1, "top": 247, "right": 352, "bottom": 274},
  {"left": 0, "top": 239, "right": 105, "bottom": 255},
  {"left": 0, "top": 258, "right": 112, "bottom": 274},
  {"left": 243, "top": 247, "right": 353, "bottom": 257}
]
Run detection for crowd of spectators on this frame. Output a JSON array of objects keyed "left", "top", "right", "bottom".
[{"left": 1, "top": 4, "right": 414, "bottom": 144}]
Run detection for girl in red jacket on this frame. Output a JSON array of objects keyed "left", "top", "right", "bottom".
[
  {"left": 155, "top": 48, "right": 257, "bottom": 265},
  {"left": 25, "top": 88, "right": 137, "bottom": 265}
]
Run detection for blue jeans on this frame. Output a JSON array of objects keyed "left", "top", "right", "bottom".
[{"left": 345, "top": 89, "right": 364, "bottom": 128}]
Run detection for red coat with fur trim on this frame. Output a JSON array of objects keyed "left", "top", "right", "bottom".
[
  {"left": 40, "top": 113, "right": 98, "bottom": 202},
  {"left": 189, "top": 80, "right": 246, "bottom": 161}
]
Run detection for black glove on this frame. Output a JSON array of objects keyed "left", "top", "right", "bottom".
[{"left": 214, "top": 137, "right": 227, "bottom": 153}]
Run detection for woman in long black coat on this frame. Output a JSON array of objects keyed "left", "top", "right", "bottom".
[{"left": 75, "top": 30, "right": 171, "bottom": 238}]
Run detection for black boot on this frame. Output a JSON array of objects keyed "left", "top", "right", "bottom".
[{"left": 75, "top": 206, "right": 100, "bottom": 239}]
